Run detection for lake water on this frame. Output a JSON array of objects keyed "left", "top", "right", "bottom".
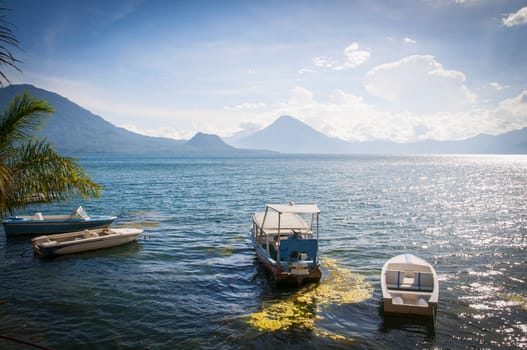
[{"left": 1, "top": 154, "right": 526, "bottom": 349}]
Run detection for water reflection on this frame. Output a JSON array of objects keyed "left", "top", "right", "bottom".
[{"left": 380, "top": 313, "right": 436, "bottom": 339}]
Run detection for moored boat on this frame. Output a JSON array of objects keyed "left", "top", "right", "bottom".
[
  {"left": 250, "top": 203, "right": 322, "bottom": 286},
  {"left": 381, "top": 254, "right": 439, "bottom": 317},
  {"left": 2, "top": 206, "right": 116, "bottom": 236},
  {"left": 32, "top": 227, "right": 143, "bottom": 257}
]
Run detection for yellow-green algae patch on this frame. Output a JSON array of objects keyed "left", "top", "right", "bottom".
[
  {"left": 218, "top": 246, "right": 235, "bottom": 256},
  {"left": 248, "top": 258, "right": 373, "bottom": 341},
  {"left": 498, "top": 293, "right": 527, "bottom": 309},
  {"left": 112, "top": 221, "right": 159, "bottom": 228}
]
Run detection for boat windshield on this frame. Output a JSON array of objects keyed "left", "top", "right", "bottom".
[{"left": 71, "top": 206, "right": 90, "bottom": 220}]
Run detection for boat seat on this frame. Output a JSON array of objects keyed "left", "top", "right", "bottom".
[
  {"left": 385, "top": 270, "right": 434, "bottom": 292},
  {"left": 418, "top": 272, "right": 434, "bottom": 292},
  {"left": 33, "top": 212, "right": 44, "bottom": 220},
  {"left": 83, "top": 230, "right": 99, "bottom": 238},
  {"left": 385, "top": 270, "right": 402, "bottom": 290}
]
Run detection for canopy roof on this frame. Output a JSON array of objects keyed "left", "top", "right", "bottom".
[
  {"left": 253, "top": 203, "right": 320, "bottom": 234},
  {"left": 253, "top": 212, "right": 311, "bottom": 232},
  {"left": 266, "top": 203, "right": 320, "bottom": 214}
]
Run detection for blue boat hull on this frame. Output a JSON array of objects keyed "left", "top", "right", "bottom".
[{"left": 2, "top": 217, "right": 116, "bottom": 236}]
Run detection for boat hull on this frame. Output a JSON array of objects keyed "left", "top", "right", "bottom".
[
  {"left": 32, "top": 228, "right": 142, "bottom": 257},
  {"left": 383, "top": 296, "right": 437, "bottom": 317},
  {"left": 2, "top": 217, "right": 116, "bottom": 236},
  {"left": 251, "top": 232, "right": 321, "bottom": 286}
]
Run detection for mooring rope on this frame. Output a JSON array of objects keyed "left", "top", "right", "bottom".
[{"left": 0, "top": 334, "right": 54, "bottom": 350}]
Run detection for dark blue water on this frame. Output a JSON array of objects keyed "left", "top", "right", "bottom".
[{"left": 1, "top": 154, "right": 526, "bottom": 349}]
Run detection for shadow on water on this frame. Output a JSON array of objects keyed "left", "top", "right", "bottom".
[
  {"left": 379, "top": 309, "right": 436, "bottom": 344},
  {"left": 1, "top": 233, "right": 144, "bottom": 261}
]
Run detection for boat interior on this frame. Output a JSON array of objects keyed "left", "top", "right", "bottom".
[
  {"left": 35, "top": 229, "right": 116, "bottom": 245},
  {"left": 384, "top": 264, "right": 435, "bottom": 307}
]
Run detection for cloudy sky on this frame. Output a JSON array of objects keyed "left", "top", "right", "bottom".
[{"left": 6, "top": 0, "right": 527, "bottom": 142}]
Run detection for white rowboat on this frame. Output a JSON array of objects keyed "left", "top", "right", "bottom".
[{"left": 32, "top": 227, "right": 143, "bottom": 257}]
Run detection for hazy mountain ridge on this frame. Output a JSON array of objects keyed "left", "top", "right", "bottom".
[
  {"left": 231, "top": 115, "right": 527, "bottom": 154},
  {"left": 0, "top": 84, "right": 253, "bottom": 154},
  {"left": 185, "top": 132, "right": 237, "bottom": 152},
  {"left": 1, "top": 84, "right": 525, "bottom": 154},
  {"left": 228, "top": 115, "right": 353, "bottom": 153}
]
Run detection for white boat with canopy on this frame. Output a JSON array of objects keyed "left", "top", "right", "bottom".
[{"left": 250, "top": 203, "right": 321, "bottom": 286}]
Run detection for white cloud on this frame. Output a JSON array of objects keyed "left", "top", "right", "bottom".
[
  {"left": 364, "top": 55, "right": 477, "bottom": 113},
  {"left": 502, "top": 6, "right": 527, "bottom": 27},
  {"left": 498, "top": 90, "right": 527, "bottom": 117},
  {"left": 19, "top": 59, "right": 525, "bottom": 145},
  {"left": 271, "top": 86, "right": 527, "bottom": 144},
  {"left": 342, "top": 43, "right": 370, "bottom": 69},
  {"left": 404, "top": 37, "right": 417, "bottom": 44},
  {"left": 224, "top": 102, "right": 266, "bottom": 110},
  {"left": 275, "top": 87, "right": 415, "bottom": 142},
  {"left": 313, "top": 42, "right": 370, "bottom": 71},
  {"left": 298, "top": 68, "right": 315, "bottom": 75},
  {"left": 121, "top": 124, "right": 193, "bottom": 140},
  {"left": 287, "top": 86, "right": 315, "bottom": 105},
  {"left": 453, "top": 0, "right": 480, "bottom": 3},
  {"left": 489, "top": 82, "right": 510, "bottom": 91}
]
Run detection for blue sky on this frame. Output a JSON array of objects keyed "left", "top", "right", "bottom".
[{"left": 6, "top": 0, "right": 527, "bottom": 142}]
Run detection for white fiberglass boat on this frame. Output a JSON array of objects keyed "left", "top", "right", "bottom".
[
  {"left": 381, "top": 254, "right": 439, "bottom": 317},
  {"left": 32, "top": 227, "right": 142, "bottom": 257}
]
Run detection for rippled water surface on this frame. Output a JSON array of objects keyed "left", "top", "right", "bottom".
[{"left": 1, "top": 154, "right": 526, "bottom": 349}]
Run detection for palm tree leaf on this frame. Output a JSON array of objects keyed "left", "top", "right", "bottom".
[
  {"left": 0, "top": 92, "right": 54, "bottom": 152},
  {"left": 1, "top": 139, "right": 102, "bottom": 216},
  {"left": 0, "top": 7, "right": 21, "bottom": 85}
]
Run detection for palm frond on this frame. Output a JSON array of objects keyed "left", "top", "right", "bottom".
[
  {"left": 1, "top": 139, "right": 102, "bottom": 217},
  {"left": 0, "top": 7, "right": 21, "bottom": 84},
  {"left": 0, "top": 92, "right": 54, "bottom": 152}
]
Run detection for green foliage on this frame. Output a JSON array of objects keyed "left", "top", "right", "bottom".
[
  {"left": 0, "top": 92, "right": 102, "bottom": 217},
  {"left": 0, "top": 7, "right": 21, "bottom": 86}
]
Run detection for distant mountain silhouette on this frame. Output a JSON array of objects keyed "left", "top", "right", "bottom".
[
  {"left": 2, "top": 85, "right": 524, "bottom": 155},
  {"left": 230, "top": 115, "right": 353, "bottom": 153},
  {"left": 0, "top": 84, "right": 256, "bottom": 154},
  {"left": 185, "top": 132, "right": 237, "bottom": 152},
  {"left": 231, "top": 115, "right": 527, "bottom": 154}
]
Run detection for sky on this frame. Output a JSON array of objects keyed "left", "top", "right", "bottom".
[{"left": 5, "top": 0, "right": 527, "bottom": 143}]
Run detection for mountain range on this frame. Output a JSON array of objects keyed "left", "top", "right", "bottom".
[
  {"left": 229, "top": 115, "right": 527, "bottom": 154},
  {"left": 1, "top": 84, "right": 525, "bottom": 154},
  {"left": 0, "top": 84, "right": 244, "bottom": 154}
]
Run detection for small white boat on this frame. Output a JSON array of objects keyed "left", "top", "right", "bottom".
[
  {"left": 32, "top": 227, "right": 143, "bottom": 257},
  {"left": 381, "top": 254, "right": 439, "bottom": 317}
]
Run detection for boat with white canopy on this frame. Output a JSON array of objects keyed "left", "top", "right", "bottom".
[{"left": 250, "top": 203, "right": 321, "bottom": 286}]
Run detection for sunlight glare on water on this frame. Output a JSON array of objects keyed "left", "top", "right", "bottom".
[{"left": 0, "top": 154, "right": 526, "bottom": 349}]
